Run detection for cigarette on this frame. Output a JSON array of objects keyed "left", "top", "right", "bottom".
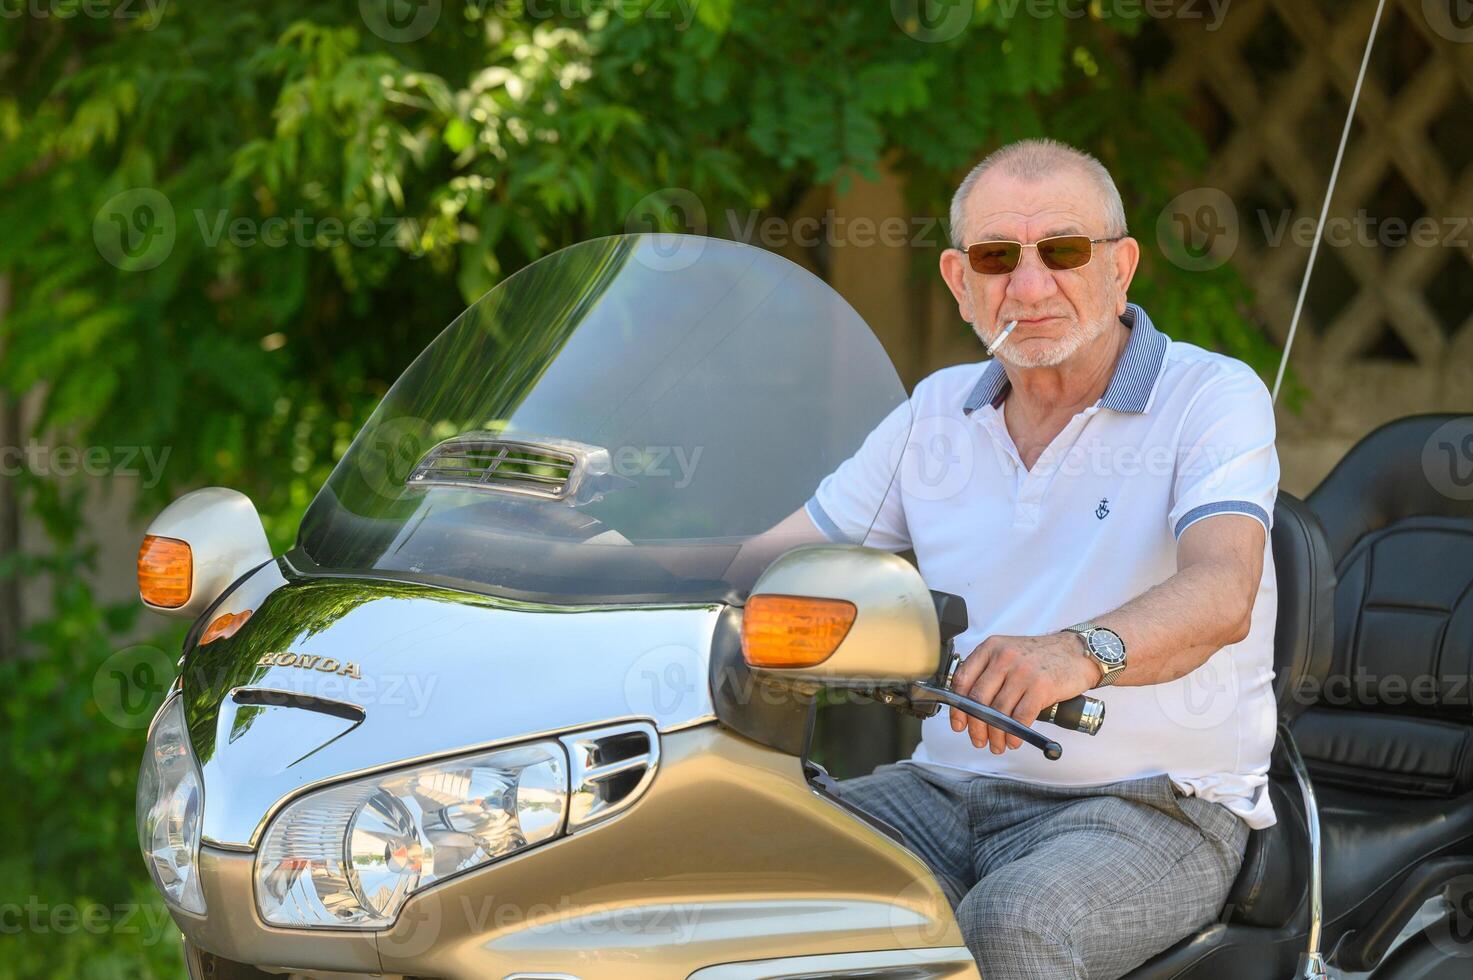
[{"left": 986, "top": 320, "right": 1018, "bottom": 357}]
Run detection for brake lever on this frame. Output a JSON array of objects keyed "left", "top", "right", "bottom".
[{"left": 907, "top": 681, "right": 1063, "bottom": 761}]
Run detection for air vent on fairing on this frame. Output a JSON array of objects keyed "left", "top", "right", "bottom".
[
  {"left": 558, "top": 721, "right": 660, "bottom": 830},
  {"left": 408, "top": 435, "right": 580, "bottom": 499},
  {"left": 407, "top": 433, "right": 628, "bottom": 505}
]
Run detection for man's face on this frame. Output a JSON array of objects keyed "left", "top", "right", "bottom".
[{"left": 940, "top": 170, "right": 1139, "bottom": 369}]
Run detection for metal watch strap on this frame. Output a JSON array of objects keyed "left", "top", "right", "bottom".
[{"left": 1065, "top": 621, "right": 1123, "bottom": 688}]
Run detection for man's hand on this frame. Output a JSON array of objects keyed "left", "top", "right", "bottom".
[{"left": 948, "top": 633, "right": 1101, "bottom": 754}]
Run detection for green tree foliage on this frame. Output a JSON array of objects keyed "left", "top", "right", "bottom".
[{"left": 0, "top": 2, "right": 1266, "bottom": 974}]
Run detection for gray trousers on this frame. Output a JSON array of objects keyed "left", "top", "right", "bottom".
[{"left": 840, "top": 763, "right": 1250, "bottom": 979}]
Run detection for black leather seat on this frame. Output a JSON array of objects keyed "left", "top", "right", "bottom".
[
  {"left": 1291, "top": 414, "right": 1473, "bottom": 971},
  {"left": 1125, "top": 492, "right": 1336, "bottom": 978},
  {"left": 1295, "top": 414, "right": 1473, "bottom": 800}
]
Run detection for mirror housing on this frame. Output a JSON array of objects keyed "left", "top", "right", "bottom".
[
  {"left": 743, "top": 545, "right": 940, "bottom": 686},
  {"left": 138, "top": 488, "right": 272, "bottom": 621}
]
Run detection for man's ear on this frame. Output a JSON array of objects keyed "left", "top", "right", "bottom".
[
  {"left": 939, "top": 248, "right": 974, "bottom": 322},
  {"left": 1112, "top": 237, "right": 1141, "bottom": 314}
]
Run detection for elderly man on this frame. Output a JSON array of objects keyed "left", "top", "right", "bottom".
[{"left": 792, "top": 139, "right": 1279, "bottom": 977}]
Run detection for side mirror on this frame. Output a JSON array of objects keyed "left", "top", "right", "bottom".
[
  {"left": 741, "top": 544, "right": 940, "bottom": 687},
  {"left": 137, "top": 488, "right": 272, "bottom": 620}
]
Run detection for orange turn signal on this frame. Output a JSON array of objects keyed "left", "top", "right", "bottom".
[
  {"left": 200, "top": 609, "right": 253, "bottom": 645},
  {"left": 138, "top": 535, "right": 193, "bottom": 609},
  {"left": 741, "top": 595, "right": 858, "bottom": 668}
]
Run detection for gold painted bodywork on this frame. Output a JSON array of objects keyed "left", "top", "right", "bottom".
[{"left": 180, "top": 724, "right": 977, "bottom": 979}]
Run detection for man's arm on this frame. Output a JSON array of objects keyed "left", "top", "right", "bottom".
[
  {"left": 721, "top": 396, "right": 917, "bottom": 588},
  {"left": 948, "top": 513, "right": 1266, "bottom": 754},
  {"left": 722, "top": 506, "right": 828, "bottom": 585}
]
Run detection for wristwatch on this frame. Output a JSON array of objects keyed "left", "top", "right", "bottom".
[{"left": 1064, "top": 622, "right": 1127, "bottom": 688}]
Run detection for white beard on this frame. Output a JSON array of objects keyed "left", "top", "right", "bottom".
[
  {"left": 964, "top": 279, "right": 1117, "bottom": 369},
  {"left": 994, "top": 313, "right": 1112, "bottom": 368}
]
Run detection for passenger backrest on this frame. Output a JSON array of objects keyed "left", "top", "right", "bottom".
[{"left": 1296, "top": 414, "right": 1473, "bottom": 798}]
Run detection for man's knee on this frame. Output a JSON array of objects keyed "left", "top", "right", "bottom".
[
  {"left": 958, "top": 865, "right": 1080, "bottom": 931},
  {"left": 956, "top": 870, "right": 1084, "bottom": 976}
]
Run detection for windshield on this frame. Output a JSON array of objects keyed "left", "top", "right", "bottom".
[{"left": 295, "top": 235, "right": 909, "bottom": 603}]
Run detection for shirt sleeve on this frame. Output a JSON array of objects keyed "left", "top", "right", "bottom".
[
  {"left": 1169, "top": 365, "right": 1279, "bottom": 539},
  {"left": 804, "top": 399, "right": 912, "bottom": 551}
]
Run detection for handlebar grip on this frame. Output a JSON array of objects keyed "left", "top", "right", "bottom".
[{"left": 1036, "top": 695, "right": 1106, "bottom": 735}]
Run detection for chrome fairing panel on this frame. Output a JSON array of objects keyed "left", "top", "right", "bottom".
[{"left": 179, "top": 565, "right": 720, "bottom": 848}]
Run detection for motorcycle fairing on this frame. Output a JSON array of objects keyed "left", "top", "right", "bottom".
[{"left": 181, "top": 560, "right": 721, "bottom": 849}]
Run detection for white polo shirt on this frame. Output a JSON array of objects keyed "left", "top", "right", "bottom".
[{"left": 807, "top": 304, "right": 1280, "bottom": 829}]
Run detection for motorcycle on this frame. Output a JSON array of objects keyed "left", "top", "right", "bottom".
[{"left": 133, "top": 234, "right": 1473, "bottom": 978}]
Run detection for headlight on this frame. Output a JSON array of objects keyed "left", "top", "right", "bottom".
[
  {"left": 255, "top": 741, "right": 567, "bottom": 929},
  {"left": 136, "top": 694, "right": 207, "bottom": 915}
]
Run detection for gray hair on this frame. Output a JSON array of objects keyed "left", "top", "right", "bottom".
[{"left": 948, "top": 138, "right": 1129, "bottom": 248}]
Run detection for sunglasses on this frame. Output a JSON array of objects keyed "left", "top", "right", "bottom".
[{"left": 963, "top": 235, "right": 1124, "bottom": 275}]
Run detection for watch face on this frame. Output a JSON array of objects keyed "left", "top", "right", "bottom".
[{"left": 1089, "top": 630, "right": 1126, "bottom": 666}]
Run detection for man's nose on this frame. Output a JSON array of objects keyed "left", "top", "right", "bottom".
[{"left": 1005, "top": 248, "right": 1059, "bottom": 305}]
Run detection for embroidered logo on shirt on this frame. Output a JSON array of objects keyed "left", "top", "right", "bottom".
[{"left": 1096, "top": 498, "right": 1110, "bottom": 520}]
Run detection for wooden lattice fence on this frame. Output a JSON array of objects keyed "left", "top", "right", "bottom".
[{"left": 1153, "top": 0, "right": 1473, "bottom": 487}]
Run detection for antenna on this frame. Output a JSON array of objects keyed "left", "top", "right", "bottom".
[{"left": 1270, "top": 0, "right": 1388, "bottom": 404}]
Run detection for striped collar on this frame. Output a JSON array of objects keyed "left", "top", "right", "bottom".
[{"left": 961, "top": 303, "right": 1169, "bottom": 415}]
